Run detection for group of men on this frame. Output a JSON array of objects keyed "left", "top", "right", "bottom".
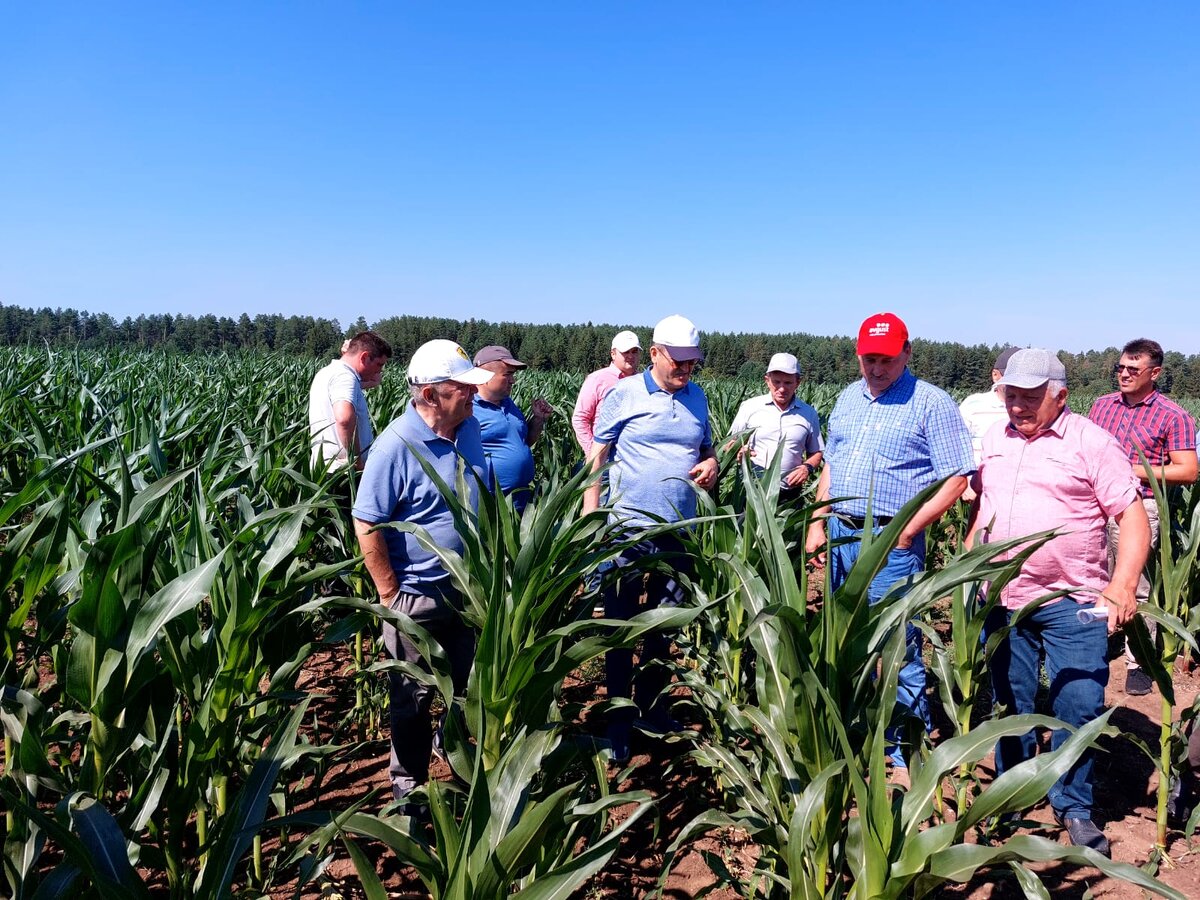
[{"left": 307, "top": 315, "right": 1197, "bottom": 856}]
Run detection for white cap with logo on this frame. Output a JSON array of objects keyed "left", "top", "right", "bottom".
[
  {"left": 407, "top": 339, "right": 494, "bottom": 386},
  {"left": 611, "top": 330, "right": 641, "bottom": 352}
]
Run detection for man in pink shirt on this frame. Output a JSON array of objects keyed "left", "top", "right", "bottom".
[
  {"left": 572, "top": 330, "right": 642, "bottom": 459},
  {"left": 966, "top": 348, "right": 1149, "bottom": 857}
]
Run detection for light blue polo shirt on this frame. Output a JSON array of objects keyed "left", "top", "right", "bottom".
[
  {"left": 352, "top": 402, "right": 492, "bottom": 596},
  {"left": 473, "top": 396, "right": 535, "bottom": 510},
  {"left": 593, "top": 368, "right": 713, "bottom": 526}
]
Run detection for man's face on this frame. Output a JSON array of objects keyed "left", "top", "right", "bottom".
[
  {"left": 356, "top": 351, "right": 388, "bottom": 384},
  {"left": 610, "top": 346, "right": 641, "bottom": 376},
  {"left": 428, "top": 380, "right": 478, "bottom": 426},
  {"left": 480, "top": 361, "right": 518, "bottom": 398},
  {"left": 858, "top": 348, "right": 910, "bottom": 397},
  {"left": 1116, "top": 353, "right": 1159, "bottom": 399},
  {"left": 765, "top": 371, "right": 799, "bottom": 407},
  {"left": 649, "top": 345, "right": 697, "bottom": 393},
  {"left": 1004, "top": 383, "right": 1067, "bottom": 437}
]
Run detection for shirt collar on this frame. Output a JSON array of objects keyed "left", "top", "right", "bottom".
[
  {"left": 642, "top": 367, "right": 691, "bottom": 397},
  {"left": 859, "top": 367, "right": 914, "bottom": 400}
]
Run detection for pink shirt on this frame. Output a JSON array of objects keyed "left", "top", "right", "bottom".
[
  {"left": 572, "top": 364, "right": 631, "bottom": 458},
  {"left": 973, "top": 408, "right": 1140, "bottom": 610}
]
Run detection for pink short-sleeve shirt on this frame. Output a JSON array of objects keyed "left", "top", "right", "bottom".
[{"left": 974, "top": 408, "right": 1140, "bottom": 610}]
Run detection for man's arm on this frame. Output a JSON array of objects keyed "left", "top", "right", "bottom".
[
  {"left": 1135, "top": 448, "right": 1198, "bottom": 487},
  {"left": 332, "top": 399, "right": 362, "bottom": 468},
  {"left": 803, "top": 465, "right": 833, "bottom": 558},
  {"left": 525, "top": 398, "right": 554, "bottom": 445},
  {"left": 784, "top": 450, "right": 823, "bottom": 487},
  {"left": 1098, "top": 497, "right": 1151, "bottom": 632},
  {"left": 582, "top": 442, "right": 611, "bottom": 515},
  {"left": 896, "top": 475, "right": 968, "bottom": 549},
  {"left": 688, "top": 445, "right": 718, "bottom": 491},
  {"left": 354, "top": 518, "right": 399, "bottom": 600},
  {"left": 571, "top": 389, "right": 596, "bottom": 456}
]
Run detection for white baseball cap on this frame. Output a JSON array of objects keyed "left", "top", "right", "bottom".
[
  {"left": 766, "top": 352, "right": 801, "bottom": 375},
  {"left": 407, "top": 339, "right": 494, "bottom": 386},
  {"left": 611, "top": 330, "right": 641, "bottom": 352},
  {"left": 652, "top": 314, "right": 703, "bottom": 362}
]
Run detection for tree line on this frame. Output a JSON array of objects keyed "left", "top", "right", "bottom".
[{"left": 4, "top": 301, "right": 1200, "bottom": 396}]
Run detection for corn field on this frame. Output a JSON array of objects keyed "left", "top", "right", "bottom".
[{"left": 2, "top": 346, "right": 1199, "bottom": 898}]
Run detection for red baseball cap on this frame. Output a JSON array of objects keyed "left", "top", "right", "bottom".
[{"left": 856, "top": 313, "right": 909, "bottom": 356}]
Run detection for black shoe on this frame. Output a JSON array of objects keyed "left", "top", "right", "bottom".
[
  {"left": 1055, "top": 813, "right": 1110, "bottom": 857},
  {"left": 1125, "top": 668, "right": 1154, "bottom": 696}
]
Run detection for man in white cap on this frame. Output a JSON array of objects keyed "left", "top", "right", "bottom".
[
  {"left": 583, "top": 314, "right": 717, "bottom": 762},
  {"left": 471, "top": 345, "right": 554, "bottom": 512},
  {"left": 308, "top": 331, "right": 392, "bottom": 471},
  {"left": 966, "top": 347, "right": 1149, "bottom": 856},
  {"left": 352, "top": 339, "right": 494, "bottom": 809},
  {"left": 726, "top": 352, "right": 823, "bottom": 504},
  {"left": 571, "top": 330, "right": 643, "bottom": 459}
]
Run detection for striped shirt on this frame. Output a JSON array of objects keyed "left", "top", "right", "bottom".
[
  {"left": 1087, "top": 391, "right": 1197, "bottom": 497},
  {"left": 825, "top": 368, "right": 974, "bottom": 517}
]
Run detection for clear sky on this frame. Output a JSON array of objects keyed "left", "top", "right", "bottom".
[{"left": 2, "top": 3, "right": 1197, "bottom": 353}]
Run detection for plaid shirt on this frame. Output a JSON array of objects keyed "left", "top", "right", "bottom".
[
  {"left": 1087, "top": 391, "right": 1197, "bottom": 497},
  {"left": 825, "top": 368, "right": 975, "bottom": 518}
]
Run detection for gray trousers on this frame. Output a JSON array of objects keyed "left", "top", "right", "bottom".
[{"left": 382, "top": 590, "right": 474, "bottom": 800}]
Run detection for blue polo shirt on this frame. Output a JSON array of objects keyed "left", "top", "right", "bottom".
[
  {"left": 824, "top": 368, "right": 974, "bottom": 518},
  {"left": 593, "top": 368, "right": 713, "bottom": 526},
  {"left": 352, "top": 402, "right": 491, "bottom": 596},
  {"left": 473, "top": 396, "right": 535, "bottom": 510}
]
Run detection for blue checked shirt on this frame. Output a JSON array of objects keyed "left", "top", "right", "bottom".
[{"left": 825, "top": 368, "right": 974, "bottom": 518}]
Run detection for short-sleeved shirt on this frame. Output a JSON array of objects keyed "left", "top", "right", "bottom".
[
  {"left": 309, "top": 359, "right": 372, "bottom": 467},
  {"left": 593, "top": 368, "right": 713, "bottom": 527},
  {"left": 473, "top": 396, "right": 535, "bottom": 507},
  {"left": 959, "top": 388, "right": 1009, "bottom": 466},
  {"left": 974, "top": 408, "right": 1140, "bottom": 610},
  {"left": 824, "top": 368, "right": 975, "bottom": 518},
  {"left": 352, "top": 403, "right": 491, "bottom": 597},
  {"left": 572, "top": 363, "right": 632, "bottom": 458},
  {"left": 728, "top": 393, "right": 824, "bottom": 488},
  {"left": 1088, "top": 390, "right": 1197, "bottom": 498}
]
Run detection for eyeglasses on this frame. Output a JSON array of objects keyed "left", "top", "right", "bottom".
[{"left": 1114, "top": 364, "right": 1150, "bottom": 376}]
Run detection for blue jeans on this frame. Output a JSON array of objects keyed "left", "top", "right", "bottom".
[
  {"left": 988, "top": 599, "right": 1109, "bottom": 819},
  {"left": 828, "top": 516, "right": 928, "bottom": 765}
]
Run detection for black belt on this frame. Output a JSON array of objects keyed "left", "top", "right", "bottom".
[{"left": 837, "top": 513, "right": 893, "bottom": 529}]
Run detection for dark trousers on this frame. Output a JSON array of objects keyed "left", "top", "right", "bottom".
[
  {"left": 604, "top": 536, "right": 690, "bottom": 742},
  {"left": 382, "top": 590, "right": 474, "bottom": 800}
]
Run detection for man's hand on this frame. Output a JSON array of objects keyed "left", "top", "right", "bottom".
[
  {"left": 531, "top": 398, "right": 554, "bottom": 421},
  {"left": 690, "top": 456, "right": 718, "bottom": 490},
  {"left": 895, "top": 530, "right": 915, "bottom": 550},
  {"left": 1097, "top": 584, "right": 1138, "bottom": 634},
  {"left": 805, "top": 519, "right": 827, "bottom": 566},
  {"left": 784, "top": 464, "right": 810, "bottom": 487}
]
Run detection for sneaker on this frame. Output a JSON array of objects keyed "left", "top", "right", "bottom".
[
  {"left": 1125, "top": 668, "right": 1154, "bottom": 696},
  {"left": 1054, "top": 813, "right": 1111, "bottom": 857}
]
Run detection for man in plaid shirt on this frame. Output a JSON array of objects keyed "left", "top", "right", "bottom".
[
  {"left": 1088, "top": 337, "right": 1198, "bottom": 695},
  {"left": 805, "top": 312, "right": 975, "bottom": 774}
]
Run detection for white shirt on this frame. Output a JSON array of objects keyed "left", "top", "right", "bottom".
[
  {"left": 958, "top": 388, "right": 1008, "bottom": 465},
  {"left": 728, "top": 393, "right": 824, "bottom": 487},
  {"left": 309, "top": 359, "right": 372, "bottom": 468}
]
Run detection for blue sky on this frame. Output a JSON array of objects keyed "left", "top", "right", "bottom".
[{"left": 2, "top": 3, "right": 1197, "bottom": 353}]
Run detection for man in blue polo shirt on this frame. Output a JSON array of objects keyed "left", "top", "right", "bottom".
[
  {"left": 805, "top": 312, "right": 974, "bottom": 775},
  {"left": 353, "top": 338, "right": 493, "bottom": 807},
  {"left": 472, "top": 345, "right": 554, "bottom": 512},
  {"left": 583, "top": 314, "right": 718, "bottom": 762}
]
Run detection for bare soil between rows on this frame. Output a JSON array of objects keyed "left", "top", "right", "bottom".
[{"left": 276, "top": 642, "right": 1200, "bottom": 899}]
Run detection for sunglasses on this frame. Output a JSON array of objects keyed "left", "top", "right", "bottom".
[{"left": 1114, "top": 364, "right": 1153, "bottom": 376}]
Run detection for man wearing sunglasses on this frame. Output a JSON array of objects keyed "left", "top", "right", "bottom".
[{"left": 1088, "top": 338, "right": 1198, "bottom": 696}]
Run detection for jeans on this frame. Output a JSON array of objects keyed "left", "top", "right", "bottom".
[
  {"left": 828, "top": 516, "right": 928, "bottom": 765},
  {"left": 988, "top": 598, "right": 1109, "bottom": 819},
  {"left": 604, "top": 535, "right": 690, "bottom": 745},
  {"left": 382, "top": 590, "right": 475, "bottom": 800}
]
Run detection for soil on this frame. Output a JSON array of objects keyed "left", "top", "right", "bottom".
[{"left": 275, "top": 646, "right": 1200, "bottom": 900}]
